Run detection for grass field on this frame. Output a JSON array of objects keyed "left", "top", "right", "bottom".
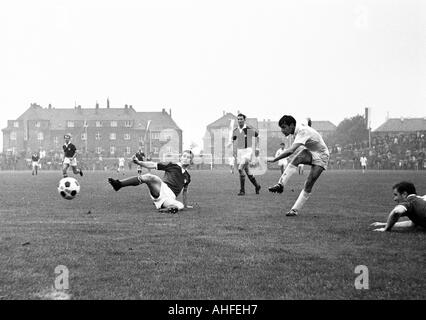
[{"left": 0, "top": 168, "right": 425, "bottom": 300}]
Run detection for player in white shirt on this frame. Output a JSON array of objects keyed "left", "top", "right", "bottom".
[
  {"left": 360, "top": 155, "right": 367, "bottom": 173},
  {"left": 268, "top": 115, "right": 330, "bottom": 216},
  {"left": 117, "top": 156, "right": 125, "bottom": 174},
  {"left": 275, "top": 143, "right": 287, "bottom": 174}
]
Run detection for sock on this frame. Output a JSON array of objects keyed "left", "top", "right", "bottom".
[
  {"left": 247, "top": 174, "right": 258, "bottom": 187},
  {"left": 119, "top": 176, "right": 141, "bottom": 187},
  {"left": 278, "top": 164, "right": 297, "bottom": 186},
  {"left": 292, "top": 190, "right": 310, "bottom": 211},
  {"left": 239, "top": 173, "right": 245, "bottom": 192}
]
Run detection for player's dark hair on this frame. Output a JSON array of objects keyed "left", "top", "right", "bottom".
[
  {"left": 278, "top": 115, "right": 296, "bottom": 128},
  {"left": 392, "top": 181, "right": 417, "bottom": 195},
  {"left": 237, "top": 113, "right": 246, "bottom": 120},
  {"left": 182, "top": 149, "right": 194, "bottom": 164}
]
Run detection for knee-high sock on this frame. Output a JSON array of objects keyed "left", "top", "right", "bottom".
[
  {"left": 239, "top": 171, "right": 245, "bottom": 192},
  {"left": 292, "top": 190, "right": 310, "bottom": 211},
  {"left": 247, "top": 174, "right": 258, "bottom": 187},
  {"left": 119, "top": 176, "right": 141, "bottom": 187},
  {"left": 278, "top": 164, "right": 297, "bottom": 186}
]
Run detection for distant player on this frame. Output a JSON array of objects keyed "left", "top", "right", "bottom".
[
  {"left": 117, "top": 156, "right": 125, "bottom": 174},
  {"left": 231, "top": 113, "right": 261, "bottom": 196},
  {"left": 371, "top": 181, "right": 426, "bottom": 231},
  {"left": 275, "top": 143, "right": 287, "bottom": 174},
  {"left": 108, "top": 150, "right": 194, "bottom": 214},
  {"left": 135, "top": 148, "right": 146, "bottom": 174},
  {"left": 62, "top": 134, "right": 83, "bottom": 178},
  {"left": 360, "top": 155, "right": 368, "bottom": 173},
  {"left": 31, "top": 151, "right": 40, "bottom": 176},
  {"left": 268, "top": 115, "right": 329, "bottom": 216}
]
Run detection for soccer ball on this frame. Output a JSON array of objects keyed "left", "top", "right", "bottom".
[{"left": 57, "top": 177, "right": 80, "bottom": 200}]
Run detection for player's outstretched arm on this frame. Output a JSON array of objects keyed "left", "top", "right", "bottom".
[
  {"left": 132, "top": 156, "right": 157, "bottom": 169},
  {"left": 268, "top": 143, "right": 302, "bottom": 163},
  {"left": 182, "top": 187, "right": 193, "bottom": 209},
  {"left": 372, "top": 206, "right": 407, "bottom": 232}
]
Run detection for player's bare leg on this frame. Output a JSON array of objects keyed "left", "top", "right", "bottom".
[
  {"left": 237, "top": 161, "right": 248, "bottom": 196},
  {"left": 108, "top": 173, "right": 162, "bottom": 199},
  {"left": 269, "top": 149, "right": 312, "bottom": 194},
  {"left": 244, "top": 166, "right": 261, "bottom": 194},
  {"left": 287, "top": 164, "right": 324, "bottom": 216},
  {"left": 62, "top": 163, "right": 69, "bottom": 178},
  {"left": 71, "top": 165, "right": 83, "bottom": 177}
]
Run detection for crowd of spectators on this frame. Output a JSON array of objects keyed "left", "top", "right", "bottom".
[{"left": 328, "top": 132, "right": 426, "bottom": 170}]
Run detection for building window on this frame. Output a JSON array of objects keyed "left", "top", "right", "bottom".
[
  {"left": 35, "top": 121, "right": 41, "bottom": 128},
  {"left": 53, "top": 136, "right": 59, "bottom": 144},
  {"left": 67, "top": 121, "right": 74, "bottom": 128},
  {"left": 110, "top": 121, "right": 117, "bottom": 127},
  {"left": 13, "top": 121, "right": 19, "bottom": 128},
  {"left": 139, "top": 136, "right": 144, "bottom": 143},
  {"left": 96, "top": 121, "right": 102, "bottom": 127},
  {"left": 124, "top": 133, "right": 131, "bottom": 140},
  {"left": 95, "top": 132, "right": 101, "bottom": 140},
  {"left": 124, "top": 121, "right": 132, "bottom": 127},
  {"left": 151, "top": 132, "right": 160, "bottom": 139},
  {"left": 110, "top": 133, "right": 116, "bottom": 140},
  {"left": 81, "top": 133, "right": 87, "bottom": 141},
  {"left": 126, "top": 147, "right": 131, "bottom": 154},
  {"left": 153, "top": 147, "right": 159, "bottom": 154},
  {"left": 110, "top": 146, "right": 116, "bottom": 155},
  {"left": 83, "top": 120, "right": 88, "bottom": 127},
  {"left": 10, "top": 132, "right": 17, "bottom": 140},
  {"left": 37, "top": 132, "right": 44, "bottom": 141}
]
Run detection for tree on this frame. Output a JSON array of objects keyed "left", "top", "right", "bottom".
[{"left": 329, "top": 114, "right": 368, "bottom": 147}]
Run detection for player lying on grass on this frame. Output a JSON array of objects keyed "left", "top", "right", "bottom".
[
  {"left": 267, "top": 115, "right": 330, "bottom": 216},
  {"left": 108, "top": 150, "right": 194, "bottom": 214},
  {"left": 371, "top": 181, "right": 426, "bottom": 232}
]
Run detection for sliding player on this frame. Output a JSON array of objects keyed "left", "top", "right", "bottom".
[{"left": 108, "top": 150, "right": 194, "bottom": 214}]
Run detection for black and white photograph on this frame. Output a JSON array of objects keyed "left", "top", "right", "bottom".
[{"left": 0, "top": 0, "right": 425, "bottom": 307}]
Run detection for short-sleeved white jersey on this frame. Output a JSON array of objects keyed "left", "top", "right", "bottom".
[{"left": 292, "top": 124, "right": 329, "bottom": 155}]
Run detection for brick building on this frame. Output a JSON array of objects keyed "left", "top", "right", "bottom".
[{"left": 2, "top": 103, "right": 182, "bottom": 161}]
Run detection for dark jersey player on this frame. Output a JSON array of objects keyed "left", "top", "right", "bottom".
[
  {"left": 135, "top": 148, "right": 146, "bottom": 174},
  {"left": 231, "top": 113, "right": 261, "bottom": 196},
  {"left": 108, "top": 150, "right": 194, "bottom": 214},
  {"left": 371, "top": 181, "right": 426, "bottom": 231},
  {"left": 31, "top": 152, "right": 40, "bottom": 175},
  {"left": 62, "top": 134, "right": 83, "bottom": 178}
]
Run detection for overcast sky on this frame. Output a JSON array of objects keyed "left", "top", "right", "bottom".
[{"left": 1, "top": 0, "right": 425, "bottom": 151}]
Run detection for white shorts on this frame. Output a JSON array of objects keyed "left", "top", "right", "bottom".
[
  {"left": 293, "top": 147, "right": 329, "bottom": 170},
  {"left": 278, "top": 159, "right": 287, "bottom": 167},
  {"left": 228, "top": 157, "right": 235, "bottom": 166},
  {"left": 32, "top": 161, "right": 39, "bottom": 169},
  {"left": 237, "top": 148, "right": 253, "bottom": 164},
  {"left": 311, "top": 151, "right": 329, "bottom": 169},
  {"left": 63, "top": 157, "right": 77, "bottom": 166},
  {"left": 150, "top": 181, "right": 183, "bottom": 210}
]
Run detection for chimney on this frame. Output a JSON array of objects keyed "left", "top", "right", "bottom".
[
  {"left": 48, "top": 104, "right": 52, "bottom": 109},
  {"left": 107, "top": 98, "right": 110, "bottom": 108},
  {"left": 124, "top": 104, "right": 129, "bottom": 113},
  {"left": 162, "top": 108, "right": 166, "bottom": 114},
  {"left": 169, "top": 108, "right": 172, "bottom": 117},
  {"left": 95, "top": 103, "right": 99, "bottom": 114}
]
